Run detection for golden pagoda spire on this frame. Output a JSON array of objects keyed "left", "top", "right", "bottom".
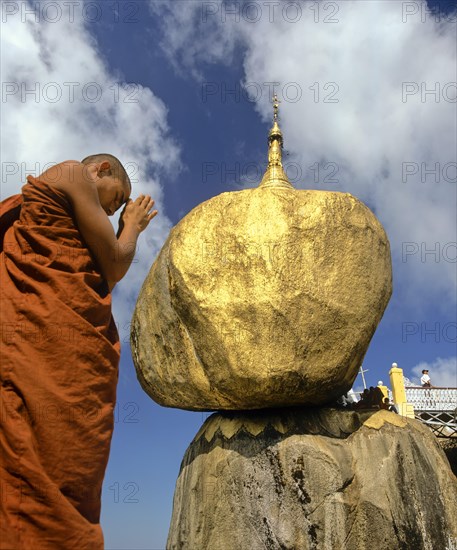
[{"left": 259, "top": 93, "right": 294, "bottom": 189}]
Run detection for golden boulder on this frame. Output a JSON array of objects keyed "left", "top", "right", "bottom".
[{"left": 131, "top": 97, "right": 392, "bottom": 410}]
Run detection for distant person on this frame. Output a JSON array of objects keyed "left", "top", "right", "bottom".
[
  {"left": 354, "top": 388, "right": 377, "bottom": 409},
  {"left": 421, "top": 369, "right": 432, "bottom": 387},
  {"left": 372, "top": 386, "right": 384, "bottom": 408},
  {"left": 356, "top": 388, "right": 370, "bottom": 408},
  {"left": 381, "top": 397, "right": 398, "bottom": 414}
]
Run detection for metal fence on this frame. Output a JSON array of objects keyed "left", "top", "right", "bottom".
[{"left": 404, "top": 387, "right": 457, "bottom": 412}]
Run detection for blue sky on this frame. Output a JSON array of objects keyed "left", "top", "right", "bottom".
[{"left": 1, "top": 1, "right": 456, "bottom": 548}]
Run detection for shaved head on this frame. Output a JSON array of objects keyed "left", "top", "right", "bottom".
[{"left": 81, "top": 154, "right": 131, "bottom": 191}]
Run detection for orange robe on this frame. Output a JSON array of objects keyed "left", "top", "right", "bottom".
[{"left": 0, "top": 176, "right": 120, "bottom": 549}]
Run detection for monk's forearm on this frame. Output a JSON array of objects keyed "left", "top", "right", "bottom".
[{"left": 112, "top": 223, "right": 141, "bottom": 281}]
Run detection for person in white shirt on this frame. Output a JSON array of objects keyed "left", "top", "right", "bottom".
[{"left": 420, "top": 369, "right": 432, "bottom": 387}]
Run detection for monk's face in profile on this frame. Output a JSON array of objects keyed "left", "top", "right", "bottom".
[
  {"left": 98, "top": 176, "right": 131, "bottom": 217},
  {"left": 87, "top": 160, "right": 131, "bottom": 216}
]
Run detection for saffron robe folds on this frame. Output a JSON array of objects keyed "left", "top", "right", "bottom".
[{"left": 0, "top": 176, "right": 120, "bottom": 549}]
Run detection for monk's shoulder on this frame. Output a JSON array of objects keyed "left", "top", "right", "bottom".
[{"left": 39, "top": 161, "right": 95, "bottom": 197}]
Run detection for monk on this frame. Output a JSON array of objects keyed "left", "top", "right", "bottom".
[{"left": 0, "top": 155, "right": 157, "bottom": 549}]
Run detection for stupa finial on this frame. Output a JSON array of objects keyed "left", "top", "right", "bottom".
[
  {"left": 259, "top": 93, "right": 294, "bottom": 189},
  {"left": 273, "top": 93, "right": 279, "bottom": 122}
]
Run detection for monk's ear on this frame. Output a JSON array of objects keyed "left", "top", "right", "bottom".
[
  {"left": 98, "top": 160, "right": 111, "bottom": 174},
  {"left": 95, "top": 161, "right": 112, "bottom": 180}
]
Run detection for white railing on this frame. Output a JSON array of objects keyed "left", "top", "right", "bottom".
[{"left": 404, "top": 387, "right": 457, "bottom": 412}]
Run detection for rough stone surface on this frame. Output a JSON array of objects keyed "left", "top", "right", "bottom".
[
  {"left": 167, "top": 408, "right": 457, "bottom": 550},
  {"left": 439, "top": 438, "right": 457, "bottom": 477},
  {"left": 131, "top": 188, "right": 392, "bottom": 410}
]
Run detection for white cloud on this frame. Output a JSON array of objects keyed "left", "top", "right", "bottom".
[
  {"left": 150, "top": 0, "right": 457, "bottom": 318},
  {"left": 1, "top": 3, "right": 181, "bottom": 356},
  {"left": 411, "top": 356, "right": 457, "bottom": 387},
  {"left": 149, "top": 0, "right": 241, "bottom": 81}
]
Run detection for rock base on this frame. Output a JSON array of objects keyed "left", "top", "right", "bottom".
[{"left": 167, "top": 408, "right": 457, "bottom": 550}]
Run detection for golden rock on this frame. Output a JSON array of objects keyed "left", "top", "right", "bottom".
[
  {"left": 131, "top": 187, "right": 392, "bottom": 410},
  {"left": 131, "top": 96, "right": 392, "bottom": 410}
]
